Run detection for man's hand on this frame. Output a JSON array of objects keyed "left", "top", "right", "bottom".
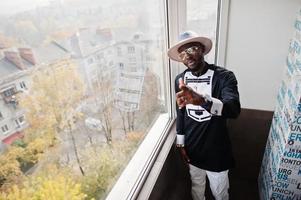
[
  {"left": 176, "top": 78, "right": 206, "bottom": 108},
  {"left": 178, "top": 146, "right": 190, "bottom": 164}
]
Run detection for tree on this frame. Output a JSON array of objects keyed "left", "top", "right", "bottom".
[
  {"left": 19, "top": 58, "right": 85, "bottom": 175},
  {"left": 81, "top": 131, "right": 143, "bottom": 199},
  {"left": 0, "top": 147, "right": 24, "bottom": 188},
  {"left": 13, "top": 20, "right": 41, "bottom": 46},
  {"left": 138, "top": 69, "right": 161, "bottom": 128},
  {"left": 20, "top": 58, "right": 84, "bottom": 142},
  {"left": 0, "top": 165, "right": 86, "bottom": 200},
  {"left": 118, "top": 109, "right": 136, "bottom": 135},
  {"left": 94, "top": 77, "right": 114, "bottom": 144}
]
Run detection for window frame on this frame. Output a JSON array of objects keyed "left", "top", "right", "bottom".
[
  {"left": 106, "top": 0, "right": 186, "bottom": 199},
  {"left": 106, "top": 0, "right": 224, "bottom": 198}
]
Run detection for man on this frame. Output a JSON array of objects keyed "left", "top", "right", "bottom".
[{"left": 167, "top": 31, "right": 240, "bottom": 200}]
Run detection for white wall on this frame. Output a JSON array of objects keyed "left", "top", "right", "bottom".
[{"left": 225, "top": 0, "right": 300, "bottom": 111}]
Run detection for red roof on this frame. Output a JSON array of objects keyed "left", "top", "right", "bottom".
[{"left": 2, "top": 132, "right": 24, "bottom": 145}]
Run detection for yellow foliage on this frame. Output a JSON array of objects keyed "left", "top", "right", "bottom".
[
  {"left": 0, "top": 147, "right": 24, "bottom": 187},
  {"left": 22, "top": 138, "right": 47, "bottom": 164},
  {"left": 81, "top": 147, "right": 122, "bottom": 199},
  {"left": 19, "top": 59, "right": 84, "bottom": 142},
  {"left": 126, "top": 131, "right": 143, "bottom": 142},
  {"left": 0, "top": 165, "right": 86, "bottom": 200}
]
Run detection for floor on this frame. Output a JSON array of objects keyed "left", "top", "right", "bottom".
[{"left": 149, "top": 109, "right": 273, "bottom": 200}]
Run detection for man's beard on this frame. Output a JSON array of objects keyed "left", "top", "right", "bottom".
[{"left": 189, "top": 58, "right": 204, "bottom": 72}]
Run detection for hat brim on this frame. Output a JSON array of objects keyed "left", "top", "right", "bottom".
[{"left": 167, "top": 37, "right": 212, "bottom": 62}]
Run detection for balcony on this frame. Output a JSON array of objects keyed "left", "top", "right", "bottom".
[
  {"left": 113, "top": 109, "right": 273, "bottom": 200},
  {"left": 1, "top": 88, "right": 20, "bottom": 108}
]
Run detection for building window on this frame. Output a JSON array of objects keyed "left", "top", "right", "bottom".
[
  {"left": 2, "top": 88, "right": 16, "bottom": 97},
  {"left": 20, "top": 81, "right": 27, "bottom": 89},
  {"left": 0, "top": 112, "right": 3, "bottom": 119},
  {"left": 119, "top": 63, "right": 124, "bottom": 70},
  {"left": 128, "top": 46, "right": 135, "bottom": 54},
  {"left": 1, "top": 125, "right": 9, "bottom": 134},
  {"left": 117, "top": 47, "right": 122, "bottom": 56}
]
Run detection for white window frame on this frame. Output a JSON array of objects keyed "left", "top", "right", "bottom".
[{"left": 106, "top": 0, "right": 224, "bottom": 199}]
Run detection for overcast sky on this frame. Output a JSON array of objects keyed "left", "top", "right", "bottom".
[{"left": 0, "top": 0, "right": 51, "bottom": 15}]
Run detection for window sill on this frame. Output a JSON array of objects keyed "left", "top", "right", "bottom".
[{"left": 105, "top": 113, "right": 174, "bottom": 200}]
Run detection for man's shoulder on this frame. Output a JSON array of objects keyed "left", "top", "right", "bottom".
[
  {"left": 175, "top": 70, "right": 188, "bottom": 81},
  {"left": 209, "top": 64, "right": 235, "bottom": 77}
]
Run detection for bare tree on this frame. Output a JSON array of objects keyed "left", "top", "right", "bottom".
[
  {"left": 95, "top": 78, "right": 114, "bottom": 144},
  {"left": 67, "top": 120, "right": 85, "bottom": 176}
]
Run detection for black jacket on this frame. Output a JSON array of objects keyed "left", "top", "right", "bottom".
[{"left": 175, "top": 63, "right": 241, "bottom": 172}]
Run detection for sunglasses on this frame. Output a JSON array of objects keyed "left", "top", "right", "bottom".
[{"left": 178, "top": 46, "right": 201, "bottom": 59}]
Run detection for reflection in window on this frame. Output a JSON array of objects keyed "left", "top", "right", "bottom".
[
  {"left": 0, "top": 0, "right": 168, "bottom": 199},
  {"left": 187, "top": 0, "right": 219, "bottom": 63}
]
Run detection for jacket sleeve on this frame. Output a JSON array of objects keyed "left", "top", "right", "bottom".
[
  {"left": 175, "top": 75, "right": 185, "bottom": 146},
  {"left": 219, "top": 71, "right": 241, "bottom": 118}
]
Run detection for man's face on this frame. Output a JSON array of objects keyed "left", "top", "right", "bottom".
[{"left": 178, "top": 42, "right": 204, "bottom": 71}]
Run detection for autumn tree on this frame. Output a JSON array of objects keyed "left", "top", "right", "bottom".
[
  {"left": 20, "top": 58, "right": 84, "bottom": 142},
  {"left": 81, "top": 131, "right": 143, "bottom": 199},
  {"left": 19, "top": 58, "right": 85, "bottom": 175},
  {"left": 0, "top": 165, "right": 86, "bottom": 200},
  {"left": 0, "top": 147, "right": 24, "bottom": 188},
  {"left": 94, "top": 76, "right": 114, "bottom": 144},
  {"left": 138, "top": 68, "right": 161, "bottom": 127}
]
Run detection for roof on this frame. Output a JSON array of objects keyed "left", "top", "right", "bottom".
[
  {"left": 34, "top": 42, "right": 70, "bottom": 64},
  {"left": 2, "top": 131, "right": 24, "bottom": 145},
  {"left": 0, "top": 42, "right": 71, "bottom": 81},
  {"left": 0, "top": 56, "right": 34, "bottom": 80}
]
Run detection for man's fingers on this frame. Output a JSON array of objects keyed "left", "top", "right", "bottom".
[{"left": 176, "top": 90, "right": 184, "bottom": 98}]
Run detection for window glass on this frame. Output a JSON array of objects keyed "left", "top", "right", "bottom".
[
  {"left": 186, "top": 0, "right": 219, "bottom": 63},
  {"left": 0, "top": 0, "right": 168, "bottom": 199},
  {"left": 1, "top": 125, "right": 9, "bottom": 134}
]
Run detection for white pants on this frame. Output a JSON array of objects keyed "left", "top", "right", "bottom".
[{"left": 189, "top": 164, "right": 229, "bottom": 200}]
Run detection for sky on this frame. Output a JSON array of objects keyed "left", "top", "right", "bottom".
[{"left": 0, "top": 0, "right": 52, "bottom": 15}]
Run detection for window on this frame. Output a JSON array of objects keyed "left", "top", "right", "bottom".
[
  {"left": 119, "top": 63, "right": 124, "bottom": 70},
  {"left": 0, "top": 0, "right": 220, "bottom": 198},
  {"left": 2, "top": 87, "right": 16, "bottom": 97},
  {"left": 0, "top": 0, "right": 169, "bottom": 199},
  {"left": 20, "top": 81, "right": 27, "bottom": 89},
  {"left": 187, "top": 0, "right": 219, "bottom": 63},
  {"left": 1, "top": 125, "right": 9, "bottom": 134},
  {"left": 117, "top": 47, "right": 122, "bottom": 56},
  {"left": 128, "top": 46, "right": 135, "bottom": 54},
  {"left": 0, "top": 112, "right": 3, "bottom": 120}
]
